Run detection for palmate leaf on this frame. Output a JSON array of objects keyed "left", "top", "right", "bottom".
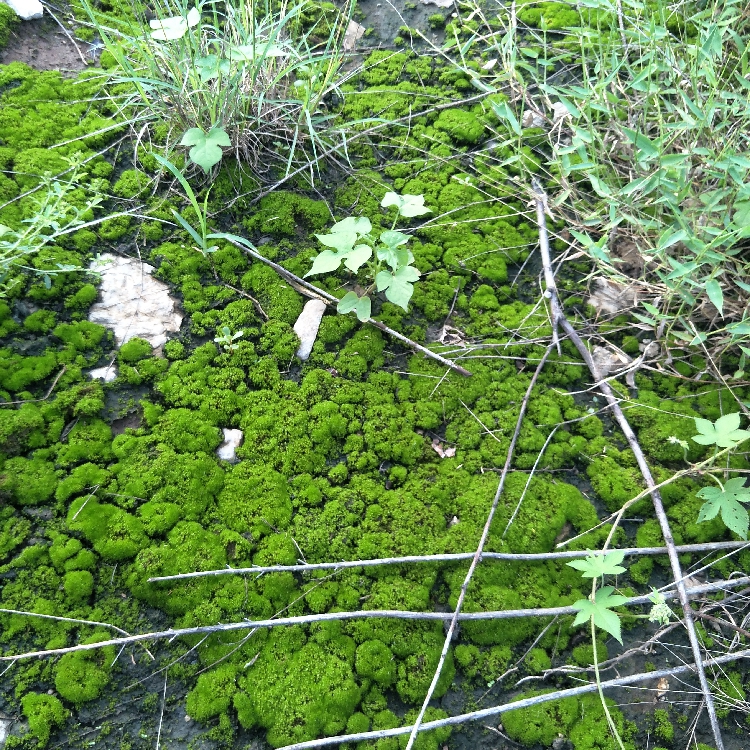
[
  {"left": 572, "top": 587, "right": 630, "bottom": 644},
  {"left": 377, "top": 244, "right": 410, "bottom": 271},
  {"left": 180, "top": 127, "right": 231, "bottom": 172},
  {"left": 315, "top": 231, "right": 357, "bottom": 253},
  {"left": 696, "top": 477, "right": 750, "bottom": 539},
  {"left": 566, "top": 550, "right": 627, "bottom": 579},
  {"left": 692, "top": 413, "right": 750, "bottom": 448},
  {"left": 337, "top": 292, "right": 371, "bottom": 321}
]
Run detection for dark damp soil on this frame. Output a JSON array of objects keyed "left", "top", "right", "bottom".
[{"left": 0, "top": 14, "right": 89, "bottom": 73}]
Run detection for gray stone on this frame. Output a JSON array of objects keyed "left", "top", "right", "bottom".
[
  {"left": 88, "top": 254, "right": 183, "bottom": 349},
  {"left": 293, "top": 299, "right": 327, "bottom": 361},
  {"left": 217, "top": 428, "right": 243, "bottom": 462},
  {"left": 2, "top": 0, "right": 43, "bottom": 21},
  {"left": 418, "top": 0, "right": 454, "bottom": 7},
  {"left": 88, "top": 365, "right": 117, "bottom": 383}
]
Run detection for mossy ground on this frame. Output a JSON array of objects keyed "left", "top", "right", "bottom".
[{"left": 0, "top": 12, "right": 748, "bottom": 750}]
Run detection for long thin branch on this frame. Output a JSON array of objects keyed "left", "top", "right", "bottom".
[
  {"left": 532, "top": 179, "right": 726, "bottom": 750},
  {"left": 2, "top": 576, "right": 749, "bottom": 664},
  {"left": 222, "top": 236, "right": 472, "bottom": 377},
  {"left": 278, "top": 647, "right": 750, "bottom": 750},
  {"left": 147, "top": 541, "right": 750, "bottom": 582}
]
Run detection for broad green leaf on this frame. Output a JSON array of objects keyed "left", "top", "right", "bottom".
[
  {"left": 692, "top": 413, "right": 750, "bottom": 448},
  {"left": 696, "top": 477, "right": 750, "bottom": 539},
  {"left": 379, "top": 230, "right": 410, "bottom": 248},
  {"left": 180, "top": 127, "right": 231, "bottom": 171},
  {"left": 566, "top": 550, "right": 627, "bottom": 579},
  {"left": 305, "top": 250, "right": 345, "bottom": 276},
  {"left": 194, "top": 54, "right": 230, "bottom": 82},
  {"left": 733, "top": 201, "right": 750, "bottom": 228},
  {"left": 228, "top": 42, "right": 288, "bottom": 61},
  {"left": 376, "top": 265, "right": 420, "bottom": 310},
  {"left": 704, "top": 278, "right": 724, "bottom": 317},
  {"left": 571, "top": 587, "right": 630, "bottom": 644},
  {"left": 343, "top": 244, "right": 372, "bottom": 273},
  {"left": 150, "top": 6, "right": 200, "bottom": 40},
  {"left": 377, "top": 244, "right": 410, "bottom": 271},
  {"left": 330, "top": 216, "right": 372, "bottom": 236},
  {"left": 315, "top": 231, "right": 356, "bottom": 253},
  {"left": 337, "top": 291, "right": 360, "bottom": 314},
  {"left": 381, "top": 192, "right": 431, "bottom": 218},
  {"left": 621, "top": 126, "right": 659, "bottom": 161},
  {"left": 355, "top": 295, "right": 371, "bottom": 322}
]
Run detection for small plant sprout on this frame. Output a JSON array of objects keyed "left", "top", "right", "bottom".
[
  {"left": 305, "top": 192, "right": 430, "bottom": 322},
  {"left": 214, "top": 326, "right": 243, "bottom": 352},
  {"left": 647, "top": 589, "right": 674, "bottom": 626}
]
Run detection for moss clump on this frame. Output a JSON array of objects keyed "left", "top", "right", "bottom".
[
  {"left": 355, "top": 639, "right": 397, "bottom": 687},
  {"left": 0, "top": 456, "right": 58, "bottom": 505},
  {"left": 63, "top": 569, "right": 94, "bottom": 602},
  {"left": 23, "top": 310, "right": 57, "bottom": 333},
  {"left": 0, "top": 4, "right": 19, "bottom": 49},
  {"left": 243, "top": 191, "right": 330, "bottom": 237},
  {"left": 502, "top": 690, "right": 579, "bottom": 746},
  {"left": 118, "top": 337, "right": 153, "bottom": 363},
  {"left": 433, "top": 108, "right": 485, "bottom": 145},
  {"left": 568, "top": 694, "right": 636, "bottom": 749},
  {"left": 186, "top": 663, "right": 237, "bottom": 721},
  {"left": 113, "top": 168, "right": 151, "bottom": 198},
  {"left": 21, "top": 693, "right": 67, "bottom": 747},
  {"left": 64, "top": 283, "right": 98, "bottom": 310}
]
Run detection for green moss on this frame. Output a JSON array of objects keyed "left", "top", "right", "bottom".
[
  {"left": 0, "top": 3, "right": 19, "bottom": 49},
  {"left": 525, "top": 647, "right": 551, "bottom": 674},
  {"left": 54, "top": 641, "right": 112, "bottom": 705},
  {"left": 503, "top": 690, "right": 579, "bottom": 746},
  {"left": 243, "top": 191, "right": 330, "bottom": 237},
  {"left": 571, "top": 639, "right": 608, "bottom": 667},
  {"left": 63, "top": 569, "right": 94, "bottom": 602},
  {"left": 53, "top": 321, "right": 109, "bottom": 352},
  {"left": 0, "top": 456, "right": 58, "bottom": 506},
  {"left": 651, "top": 708, "right": 674, "bottom": 743},
  {"left": 433, "top": 108, "right": 485, "bottom": 145},
  {"left": 355, "top": 639, "right": 397, "bottom": 687},
  {"left": 23, "top": 310, "right": 57, "bottom": 333},
  {"left": 113, "top": 169, "right": 150, "bottom": 198},
  {"left": 64, "top": 283, "right": 98, "bottom": 311},
  {"left": 118, "top": 337, "right": 153, "bottom": 363},
  {"left": 21, "top": 693, "right": 67, "bottom": 747},
  {"left": 186, "top": 663, "right": 237, "bottom": 721},
  {"left": 0, "top": 348, "right": 58, "bottom": 392},
  {"left": 568, "top": 694, "right": 636, "bottom": 749}
]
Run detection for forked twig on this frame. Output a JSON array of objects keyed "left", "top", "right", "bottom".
[{"left": 531, "top": 178, "right": 726, "bottom": 750}]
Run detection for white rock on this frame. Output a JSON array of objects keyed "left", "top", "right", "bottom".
[
  {"left": 343, "top": 19, "right": 366, "bottom": 51},
  {"left": 551, "top": 102, "right": 570, "bottom": 123},
  {"left": 2, "top": 0, "right": 43, "bottom": 21},
  {"left": 88, "top": 254, "right": 183, "bottom": 349},
  {"left": 0, "top": 717, "right": 11, "bottom": 747},
  {"left": 588, "top": 277, "right": 637, "bottom": 316},
  {"left": 89, "top": 365, "right": 117, "bottom": 383},
  {"left": 293, "top": 299, "right": 327, "bottom": 361},
  {"left": 418, "top": 0, "right": 454, "bottom": 7},
  {"left": 217, "top": 428, "right": 243, "bottom": 462}
]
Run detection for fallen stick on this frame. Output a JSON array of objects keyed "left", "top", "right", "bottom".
[
  {"left": 3, "top": 576, "right": 749, "bottom": 663},
  {"left": 532, "top": 178, "right": 726, "bottom": 750},
  {"left": 223, "top": 236, "right": 473, "bottom": 377},
  {"left": 147, "top": 540, "right": 750, "bottom": 582}
]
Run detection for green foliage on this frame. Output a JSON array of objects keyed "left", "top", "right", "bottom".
[
  {"left": 692, "top": 413, "right": 750, "bottom": 448},
  {"left": 63, "top": 569, "right": 94, "bottom": 602},
  {"left": 567, "top": 550, "right": 627, "bottom": 579},
  {"left": 306, "top": 193, "right": 429, "bottom": 320},
  {"left": 502, "top": 690, "right": 579, "bottom": 746},
  {"left": 572, "top": 587, "right": 630, "bottom": 644},
  {"left": 118, "top": 337, "right": 153, "bottom": 363},
  {"left": 696, "top": 477, "right": 750, "bottom": 539}
]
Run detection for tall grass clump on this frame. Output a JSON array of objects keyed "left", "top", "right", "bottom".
[
  {"left": 439, "top": 0, "right": 750, "bottom": 362},
  {"left": 80, "top": 0, "right": 354, "bottom": 178}
]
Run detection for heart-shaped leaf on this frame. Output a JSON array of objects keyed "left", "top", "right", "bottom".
[
  {"left": 194, "top": 54, "right": 230, "bottom": 82},
  {"left": 375, "top": 265, "right": 420, "bottom": 310},
  {"left": 180, "top": 126, "right": 231, "bottom": 171},
  {"left": 150, "top": 6, "right": 200, "bottom": 41},
  {"left": 337, "top": 292, "right": 371, "bottom": 321},
  {"left": 305, "top": 250, "right": 346, "bottom": 277},
  {"left": 379, "top": 230, "right": 410, "bottom": 248},
  {"left": 381, "top": 192, "right": 431, "bottom": 218},
  {"left": 331, "top": 216, "right": 372, "bottom": 237},
  {"left": 343, "top": 244, "right": 372, "bottom": 273},
  {"left": 315, "top": 231, "right": 357, "bottom": 253}
]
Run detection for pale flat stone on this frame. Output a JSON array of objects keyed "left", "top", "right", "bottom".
[
  {"left": 343, "top": 19, "right": 366, "bottom": 51},
  {"left": 0, "top": 717, "right": 12, "bottom": 748},
  {"left": 418, "top": 0, "right": 453, "bottom": 7},
  {"left": 89, "top": 365, "right": 117, "bottom": 383},
  {"left": 217, "top": 428, "right": 243, "bottom": 462},
  {"left": 2, "top": 0, "right": 43, "bottom": 20},
  {"left": 588, "top": 277, "right": 637, "bottom": 316},
  {"left": 88, "top": 254, "right": 183, "bottom": 349},
  {"left": 293, "top": 299, "right": 327, "bottom": 361}
]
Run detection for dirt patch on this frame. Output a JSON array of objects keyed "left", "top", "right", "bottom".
[{"left": 0, "top": 15, "right": 89, "bottom": 72}]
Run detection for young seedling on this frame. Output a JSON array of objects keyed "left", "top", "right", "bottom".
[
  {"left": 305, "top": 192, "right": 430, "bottom": 322},
  {"left": 214, "top": 326, "right": 243, "bottom": 352}
]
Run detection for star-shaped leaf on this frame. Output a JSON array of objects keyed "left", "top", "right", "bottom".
[
  {"left": 572, "top": 587, "right": 630, "bottom": 644},
  {"left": 375, "top": 265, "right": 420, "bottom": 310},
  {"left": 566, "top": 550, "right": 627, "bottom": 579},
  {"left": 692, "top": 413, "right": 750, "bottom": 448},
  {"left": 696, "top": 477, "right": 750, "bottom": 539},
  {"left": 381, "top": 192, "right": 431, "bottom": 218},
  {"left": 150, "top": 6, "right": 200, "bottom": 41},
  {"left": 180, "top": 126, "right": 231, "bottom": 171}
]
